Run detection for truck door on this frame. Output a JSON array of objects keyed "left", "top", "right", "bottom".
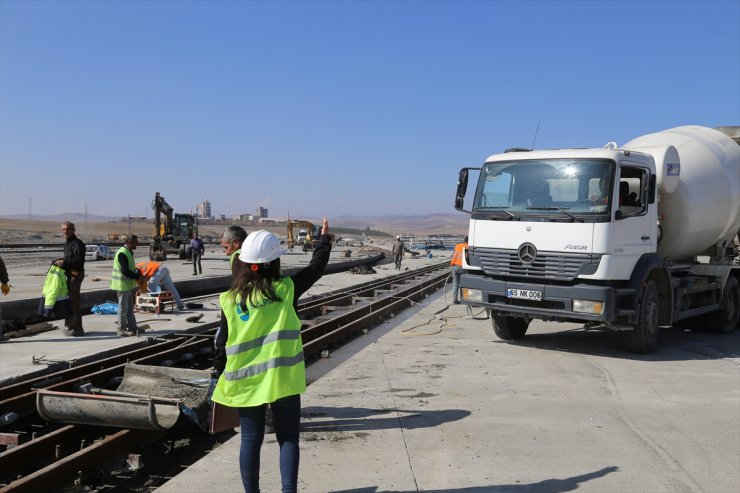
[{"left": 613, "top": 164, "right": 655, "bottom": 256}]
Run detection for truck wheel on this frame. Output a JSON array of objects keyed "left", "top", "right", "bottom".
[
  {"left": 623, "top": 280, "right": 659, "bottom": 354},
  {"left": 705, "top": 276, "right": 740, "bottom": 333},
  {"left": 181, "top": 244, "right": 192, "bottom": 260},
  {"left": 491, "top": 313, "right": 529, "bottom": 340}
]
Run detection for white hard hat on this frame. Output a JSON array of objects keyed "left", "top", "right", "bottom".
[{"left": 239, "top": 230, "right": 286, "bottom": 264}]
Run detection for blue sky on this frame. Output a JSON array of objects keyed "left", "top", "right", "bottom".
[{"left": 1, "top": 0, "right": 738, "bottom": 219}]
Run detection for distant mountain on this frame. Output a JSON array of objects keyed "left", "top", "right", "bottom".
[
  {"left": 331, "top": 212, "right": 469, "bottom": 235},
  {"left": 1, "top": 212, "right": 120, "bottom": 223}
]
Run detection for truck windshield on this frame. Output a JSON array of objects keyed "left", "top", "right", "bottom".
[{"left": 472, "top": 158, "right": 614, "bottom": 217}]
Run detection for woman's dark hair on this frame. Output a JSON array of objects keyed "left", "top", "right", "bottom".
[{"left": 230, "top": 258, "right": 283, "bottom": 309}]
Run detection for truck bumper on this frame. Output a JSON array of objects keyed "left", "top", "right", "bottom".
[{"left": 459, "top": 273, "right": 629, "bottom": 324}]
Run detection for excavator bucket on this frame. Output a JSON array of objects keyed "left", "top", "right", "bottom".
[{"left": 36, "top": 363, "right": 213, "bottom": 431}]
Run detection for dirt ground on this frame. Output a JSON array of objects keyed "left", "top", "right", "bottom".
[{"left": 0, "top": 218, "right": 304, "bottom": 245}]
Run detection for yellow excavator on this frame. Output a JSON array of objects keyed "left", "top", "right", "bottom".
[
  {"left": 286, "top": 220, "right": 316, "bottom": 249},
  {"left": 150, "top": 192, "right": 198, "bottom": 261}
]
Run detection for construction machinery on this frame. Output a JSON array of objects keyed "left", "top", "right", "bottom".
[
  {"left": 286, "top": 219, "right": 317, "bottom": 249},
  {"left": 150, "top": 192, "right": 198, "bottom": 261},
  {"left": 455, "top": 125, "right": 740, "bottom": 353},
  {"left": 37, "top": 363, "right": 213, "bottom": 431}
]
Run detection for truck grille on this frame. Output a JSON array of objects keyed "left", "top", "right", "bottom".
[{"left": 472, "top": 247, "right": 600, "bottom": 281}]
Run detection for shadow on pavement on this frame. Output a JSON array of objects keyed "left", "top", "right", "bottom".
[
  {"left": 329, "top": 466, "right": 618, "bottom": 493},
  {"left": 301, "top": 405, "right": 470, "bottom": 432},
  {"left": 502, "top": 323, "right": 740, "bottom": 362}
]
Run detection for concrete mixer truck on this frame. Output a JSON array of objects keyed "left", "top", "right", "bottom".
[{"left": 454, "top": 125, "right": 740, "bottom": 353}]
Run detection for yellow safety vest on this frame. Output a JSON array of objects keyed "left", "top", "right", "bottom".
[
  {"left": 229, "top": 249, "right": 242, "bottom": 267},
  {"left": 110, "top": 247, "right": 137, "bottom": 291},
  {"left": 42, "top": 265, "right": 69, "bottom": 308},
  {"left": 212, "top": 277, "right": 306, "bottom": 408}
]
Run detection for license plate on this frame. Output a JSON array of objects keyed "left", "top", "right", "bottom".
[{"left": 506, "top": 288, "right": 542, "bottom": 301}]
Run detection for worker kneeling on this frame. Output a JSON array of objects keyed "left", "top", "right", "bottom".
[{"left": 136, "top": 261, "right": 185, "bottom": 310}]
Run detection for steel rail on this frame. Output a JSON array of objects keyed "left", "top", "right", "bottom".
[
  {"left": 304, "top": 270, "right": 449, "bottom": 354},
  {"left": 0, "top": 262, "right": 451, "bottom": 492},
  {"left": 0, "top": 329, "right": 219, "bottom": 419}
]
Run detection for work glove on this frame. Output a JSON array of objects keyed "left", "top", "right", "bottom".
[{"left": 1, "top": 283, "right": 9, "bottom": 296}]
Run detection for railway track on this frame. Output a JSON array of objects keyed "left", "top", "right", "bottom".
[{"left": 0, "top": 262, "right": 451, "bottom": 492}]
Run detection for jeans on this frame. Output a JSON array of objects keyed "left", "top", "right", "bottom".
[
  {"left": 117, "top": 289, "right": 137, "bottom": 331},
  {"left": 192, "top": 252, "right": 202, "bottom": 274},
  {"left": 394, "top": 254, "right": 402, "bottom": 270},
  {"left": 451, "top": 266, "right": 462, "bottom": 302},
  {"left": 238, "top": 394, "right": 301, "bottom": 493},
  {"left": 147, "top": 266, "right": 183, "bottom": 307}
]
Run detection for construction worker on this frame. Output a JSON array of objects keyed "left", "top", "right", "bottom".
[
  {"left": 391, "top": 235, "right": 404, "bottom": 270},
  {"left": 450, "top": 236, "right": 468, "bottom": 304},
  {"left": 0, "top": 255, "right": 10, "bottom": 341},
  {"left": 212, "top": 218, "right": 332, "bottom": 493},
  {"left": 55, "top": 221, "right": 86, "bottom": 336},
  {"left": 110, "top": 235, "right": 143, "bottom": 337},
  {"left": 220, "top": 225, "right": 248, "bottom": 276},
  {"left": 135, "top": 261, "right": 186, "bottom": 310},
  {"left": 190, "top": 232, "right": 205, "bottom": 275},
  {"left": 38, "top": 260, "right": 71, "bottom": 319}
]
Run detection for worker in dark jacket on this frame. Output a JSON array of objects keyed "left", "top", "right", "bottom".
[
  {"left": 213, "top": 218, "right": 332, "bottom": 493},
  {"left": 0, "top": 255, "right": 10, "bottom": 341},
  {"left": 55, "top": 221, "right": 86, "bottom": 336},
  {"left": 190, "top": 232, "right": 205, "bottom": 275}
]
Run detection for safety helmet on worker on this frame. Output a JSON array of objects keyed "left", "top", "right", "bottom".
[{"left": 239, "top": 230, "right": 286, "bottom": 264}]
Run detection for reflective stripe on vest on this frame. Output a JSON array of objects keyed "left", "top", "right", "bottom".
[
  {"left": 110, "top": 247, "right": 137, "bottom": 291},
  {"left": 211, "top": 277, "right": 306, "bottom": 407},
  {"left": 42, "top": 265, "right": 70, "bottom": 308},
  {"left": 224, "top": 352, "right": 305, "bottom": 381},
  {"left": 225, "top": 329, "right": 301, "bottom": 357}
]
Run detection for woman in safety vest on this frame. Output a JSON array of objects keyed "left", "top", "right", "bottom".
[{"left": 212, "top": 218, "right": 331, "bottom": 493}]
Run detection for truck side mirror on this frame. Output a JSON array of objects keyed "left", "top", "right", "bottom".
[
  {"left": 455, "top": 169, "right": 469, "bottom": 211},
  {"left": 648, "top": 174, "right": 657, "bottom": 204}
]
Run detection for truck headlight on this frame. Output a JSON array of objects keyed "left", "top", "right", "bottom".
[
  {"left": 462, "top": 288, "right": 482, "bottom": 302},
  {"left": 573, "top": 299, "right": 604, "bottom": 315}
]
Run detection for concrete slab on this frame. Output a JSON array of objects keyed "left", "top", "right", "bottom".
[
  {"left": 0, "top": 248, "right": 451, "bottom": 385},
  {"left": 154, "top": 297, "right": 740, "bottom": 493}
]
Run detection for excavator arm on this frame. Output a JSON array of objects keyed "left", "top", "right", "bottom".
[{"left": 152, "top": 192, "right": 174, "bottom": 239}]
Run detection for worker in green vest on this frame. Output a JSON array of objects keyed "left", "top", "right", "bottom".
[
  {"left": 212, "top": 218, "right": 331, "bottom": 493},
  {"left": 220, "top": 225, "right": 248, "bottom": 277},
  {"left": 110, "top": 234, "right": 143, "bottom": 337}
]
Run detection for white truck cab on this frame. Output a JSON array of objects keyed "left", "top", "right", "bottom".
[{"left": 456, "top": 126, "right": 740, "bottom": 353}]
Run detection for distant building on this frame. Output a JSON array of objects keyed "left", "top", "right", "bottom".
[
  {"left": 196, "top": 199, "right": 212, "bottom": 219},
  {"left": 233, "top": 214, "right": 253, "bottom": 223},
  {"left": 256, "top": 207, "right": 268, "bottom": 219}
]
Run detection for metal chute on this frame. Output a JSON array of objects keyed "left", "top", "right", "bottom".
[{"left": 36, "top": 363, "right": 213, "bottom": 431}]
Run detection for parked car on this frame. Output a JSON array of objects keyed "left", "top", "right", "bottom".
[
  {"left": 411, "top": 240, "right": 448, "bottom": 250},
  {"left": 85, "top": 244, "right": 115, "bottom": 261}
]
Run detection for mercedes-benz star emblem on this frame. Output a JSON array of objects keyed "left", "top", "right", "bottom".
[{"left": 518, "top": 243, "right": 537, "bottom": 264}]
